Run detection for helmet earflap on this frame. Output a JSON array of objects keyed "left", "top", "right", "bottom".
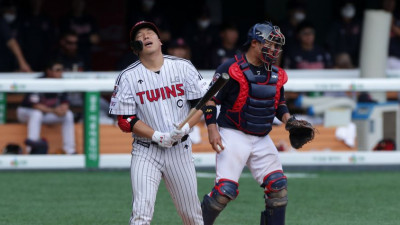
[{"left": 130, "top": 40, "right": 143, "bottom": 53}]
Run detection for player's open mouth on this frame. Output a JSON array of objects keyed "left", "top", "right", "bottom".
[{"left": 144, "top": 42, "right": 153, "bottom": 47}]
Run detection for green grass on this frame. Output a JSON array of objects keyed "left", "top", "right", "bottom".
[{"left": 0, "top": 170, "right": 399, "bottom": 225}]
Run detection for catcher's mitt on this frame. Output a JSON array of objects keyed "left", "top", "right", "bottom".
[{"left": 285, "top": 116, "right": 315, "bottom": 149}]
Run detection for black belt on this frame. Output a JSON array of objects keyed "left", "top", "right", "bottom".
[{"left": 136, "top": 134, "right": 189, "bottom": 148}]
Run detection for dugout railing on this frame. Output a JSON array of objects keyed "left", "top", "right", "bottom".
[{"left": 0, "top": 70, "right": 400, "bottom": 169}]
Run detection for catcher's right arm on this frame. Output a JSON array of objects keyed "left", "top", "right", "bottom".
[{"left": 285, "top": 116, "right": 315, "bottom": 149}]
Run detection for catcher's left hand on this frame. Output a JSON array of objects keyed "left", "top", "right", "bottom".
[{"left": 285, "top": 116, "right": 315, "bottom": 149}]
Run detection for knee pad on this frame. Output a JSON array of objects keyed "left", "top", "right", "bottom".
[
  {"left": 205, "top": 179, "right": 239, "bottom": 210},
  {"left": 202, "top": 179, "right": 239, "bottom": 225},
  {"left": 211, "top": 179, "right": 239, "bottom": 204},
  {"left": 262, "top": 170, "right": 288, "bottom": 208}
]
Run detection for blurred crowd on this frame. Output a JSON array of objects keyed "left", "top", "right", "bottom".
[
  {"left": 2, "top": 0, "right": 399, "bottom": 153},
  {"left": 1, "top": 0, "right": 400, "bottom": 73}
]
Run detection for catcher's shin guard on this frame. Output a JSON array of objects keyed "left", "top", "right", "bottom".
[
  {"left": 260, "top": 206, "right": 286, "bottom": 225},
  {"left": 260, "top": 171, "right": 288, "bottom": 225},
  {"left": 201, "top": 179, "right": 239, "bottom": 225}
]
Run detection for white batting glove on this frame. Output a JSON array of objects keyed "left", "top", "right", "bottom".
[
  {"left": 152, "top": 131, "right": 174, "bottom": 148},
  {"left": 170, "top": 123, "right": 190, "bottom": 142}
]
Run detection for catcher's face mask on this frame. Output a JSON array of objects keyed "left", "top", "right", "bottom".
[{"left": 259, "top": 26, "right": 285, "bottom": 64}]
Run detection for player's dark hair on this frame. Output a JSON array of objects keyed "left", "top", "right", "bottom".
[
  {"left": 219, "top": 21, "right": 238, "bottom": 32},
  {"left": 60, "top": 30, "right": 78, "bottom": 40},
  {"left": 286, "top": 0, "right": 306, "bottom": 10},
  {"left": 295, "top": 20, "right": 315, "bottom": 34},
  {"left": 44, "top": 59, "right": 63, "bottom": 71}
]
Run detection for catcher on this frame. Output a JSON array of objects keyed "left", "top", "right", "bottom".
[{"left": 200, "top": 21, "right": 314, "bottom": 225}]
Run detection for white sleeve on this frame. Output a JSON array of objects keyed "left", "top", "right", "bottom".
[
  {"left": 183, "top": 63, "right": 208, "bottom": 100},
  {"left": 108, "top": 75, "right": 136, "bottom": 115}
]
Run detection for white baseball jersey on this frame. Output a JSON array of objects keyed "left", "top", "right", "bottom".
[
  {"left": 109, "top": 55, "right": 206, "bottom": 225},
  {"left": 109, "top": 55, "right": 207, "bottom": 141}
]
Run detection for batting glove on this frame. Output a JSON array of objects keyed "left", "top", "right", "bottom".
[
  {"left": 170, "top": 123, "right": 190, "bottom": 142},
  {"left": 152, "top": 131, "right": 174, "bottom": 148}
]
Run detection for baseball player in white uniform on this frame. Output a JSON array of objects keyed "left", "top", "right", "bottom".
[{"left": 109, "top": 21, "right": 206, "bottom": 225}]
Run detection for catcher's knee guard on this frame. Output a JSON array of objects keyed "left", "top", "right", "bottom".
[
  {"left": 201, "top": 179, "right": 239, "bottom": 225},
  {"left": 260, "top": 170, "right": 288, "bottom": 225}
]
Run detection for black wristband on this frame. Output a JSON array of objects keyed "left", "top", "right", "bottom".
[{"left": 202, "top": 105, "right": 217, "bottom": 125}]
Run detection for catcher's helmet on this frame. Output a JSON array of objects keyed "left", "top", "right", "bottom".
[{"left": 244, "top": 22, "right": 285, "bottom": 64}]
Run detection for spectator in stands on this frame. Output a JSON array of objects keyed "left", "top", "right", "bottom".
[
  {"left": 209, "top": 22, "right": 240, "bottom": 69},
  {"left": 334, "top": 52, "right": 355, "bottom": 69},
  {"left": 127, "top": 0, "right": 171, "bottom": 44},
  {"left": 54, "top": 31, "right": 87, "bottom": 72},
  {"left": 326, "top": 0, "right": 362, "bottom": 67},
  {"left": 1, "top": 0, "right": 18, "bottom": 35},
  {"left": 52, "top": 31, "right": 87, "bottom": 123},
  {"left": 166, "top": 37, "right": 191, "bottom": 60},
  {"left": 115, "top": 51, "right": 139, "bottom": 71},
  {"left": 18, "top": 0, "right": 56, "bottom": 71},
  {"left": 383, "top": 0, "right": 400, "bottom": 69},
  {"left": 0, "top": 0, "right": 32, "bottom": 72},
  {"left": 284, "top": 21, "right": 333, "bottom": 69},
  {"left": 279, "top": 0, "right": 307, "bottom": 49},
  {"left": 16, "top": 60, "right": 76, "bottom": 154},
  {"left": 59, "top": 0, "right": 100, "bottom": 70},
  {"left": 184, "top": 4, "right": 219, "bottom": 69}
]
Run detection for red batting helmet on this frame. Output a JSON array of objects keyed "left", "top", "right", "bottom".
[{"left": 129, "top": 21, "right": 160, "bottom": 41}]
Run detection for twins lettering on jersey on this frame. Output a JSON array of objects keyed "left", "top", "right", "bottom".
[{"left": 136, "top": 83, "right": 184, "bottom": 104}]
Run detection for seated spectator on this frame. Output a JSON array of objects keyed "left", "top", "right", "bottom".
[
  {"left": 59, "top": 0, "right": 100, "bottom": 70},
  {"left": 16, "top": 60, "right": 75, "bottom": 154},
  {"left": 383, "top": 0, "right": 400, "bottom": 69},
  {"left": 334, "top": 52, "right": 354, "bottom": 69},
  {"left": 52, "top": 31, "right": 87, "bottom": 122},
  {"left": 167, "top": 37, "right": 191, "bottom": 60},
  {"left": 115, "top": 50, "right": 139, "bottom": 71},
  {"left": 126, "top": 0, "right": 171, "bottom": 43},
  {"left": 0, "top": 0, "right": 31, "bottom": 72},
  {"left": 279, "top": 0, "right": 307, "bottom": 49},
  {"left": 326, "top": 0, "right": 362, "bottom": 67},
  {"left": 284, "top": 21, "right": 333, "bottom": 69},
  {"left": 210, "top": 22, "right": 240, "bottom": 69},
  {"left": 54, "top": 31, "right": 86, "bottom": 71},
  {"left": 18, "top": 0, "right": 56, "bottom": 71},
  {"left": 184, "top": 4, "right": 219, "bottom": 69}
]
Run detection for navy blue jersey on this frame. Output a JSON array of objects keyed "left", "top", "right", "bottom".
[
  {"left": 284, "top": 44, "right": 333, "bottom": 69},
  {"left": 212, "top": 56, "right": 286, "bottom": 130},
  {"left": 20, "top": 75, "right": 69, "bottom": 108},
  {"left": 0, "top": 18, "right": 16, "bottom": 72}
]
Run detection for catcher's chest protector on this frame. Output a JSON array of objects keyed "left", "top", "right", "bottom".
[{"left": 225, "top": 54, "right": 282, "bottom": 136}]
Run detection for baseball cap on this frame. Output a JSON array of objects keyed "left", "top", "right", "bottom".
[{"left": 129, "top": 21, "right": 160, "bottom": 41}]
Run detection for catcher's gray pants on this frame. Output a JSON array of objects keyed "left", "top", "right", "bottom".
[
  {"left": 17, "top": 107, "right": 75, "bottom": 154},
  {"left": 129, "top": 140, "right": 203, "bottom": 225}
]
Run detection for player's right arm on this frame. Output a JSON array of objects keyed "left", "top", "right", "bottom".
[
  {"left": 117, "top": 115, "right": 173, "bottom": 147},
  {"left": 202, "top": 64, "right": 230, "bottom": 153},
  {"left": 117, "top": 115, "right": 153, "bottom": 138}
]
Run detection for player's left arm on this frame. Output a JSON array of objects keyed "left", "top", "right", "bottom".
[
  {"left": 276, "top": 87, "right": 291, "bottom": 124},
  {"left": 181, "top": 63, "right": 208, "bottom": 128}
]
